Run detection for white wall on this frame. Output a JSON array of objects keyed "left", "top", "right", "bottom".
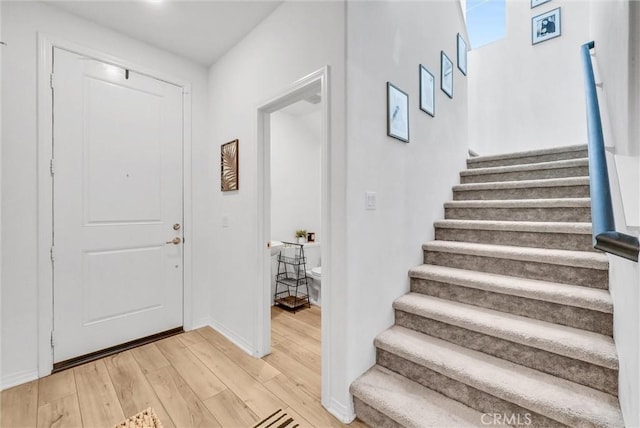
[
  {"left": 0, "top": 0, "right": 3, "bottom": 392},
  {"left": 0, "top": 1, "right": 210, "bottom": 388},
  {"left": 468, "top": 0, "right": 590, "bottom": 155},
  {"left": 589, "top": 1, "right": 640, "bottom": 425},
  {"left": 345, "top": 0, "right": 468, "bottom": 413},
  {"left": 271, "top": 108, "right": 322, "bottom": 243},
  {"left": 207, "top": 0, "right": 349, "bottom": 417}
]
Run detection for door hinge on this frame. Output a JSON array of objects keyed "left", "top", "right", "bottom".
[
  {"left": 50, "top": 246, "right": 55, "bottom": 262},
  {"left": 50, "top": 331, "right": 55, "bottom": 348},
  {"left": 49, "top": 159, "right": 55, "bottom": 175},
  {"left": 50, "top": 73, "right": 54, "bottom": 89}
]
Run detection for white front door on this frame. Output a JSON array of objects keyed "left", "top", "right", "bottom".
[{"left": 52, "top": 48, "right": 184, "bottom": 363}]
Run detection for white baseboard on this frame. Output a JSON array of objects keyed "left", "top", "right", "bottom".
[
  {"left": 325, "top": 397, "right": 356, "bottom": 424},
  {"left": 1, "top": 369, "right": 39, "bottom": 391},
  {"left": 190, "top": 316, "right": 213, "bottom": 330},
  {"left": 207, "top": 318, "right": 257, "bottom": 357}
]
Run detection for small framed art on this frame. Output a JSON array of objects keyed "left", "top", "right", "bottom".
[
  {"left": 419, "top": 65, "right": 435, "bottom": 117},
  {"left": 441, "top": 51, "right": 453, "bottom": 99},
  {"left": 387, "top": 82, "right": 409, "bottom": 143},
  {"left": 457, "top": 34, "right": 468, "bottom": 76},
  {"left": 221, "top": 139, "right": 239, "bottom": 191},
  {"left": 532, "top": 7, "right": 561, "bottom": 45},
  {"left": 531, "top": 0, "right": 551, "bottom": 8}
]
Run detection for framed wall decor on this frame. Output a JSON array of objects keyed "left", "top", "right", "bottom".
[
  {"left": 532, "top": 7, "right": 561, "bottom": 45},
  {"left": 441, "top": 51, "right": 453, "bottom": 99},
  {"left": 221, "top": 139, "right": 239, "bottom": 191},
  {"left": 531, "top": 0, "right": 552, "bottom": 8},
  {"left": 457, "top": 34, "right": 468, "bottom": 76},
  {"left": 387, "top": 82, "right": 409, "bottom": 143},
  {"left": 419, "top": 65, "right": 435, "bottom": 117}
]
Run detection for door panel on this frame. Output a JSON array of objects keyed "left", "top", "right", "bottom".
[
  {"left": 83, "top": 76, "right": 163, "bottom": 224},
  {"left": 52, "top": 48, "right": 184, "bottom": 363}
]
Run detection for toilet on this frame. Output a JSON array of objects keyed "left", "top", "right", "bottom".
[{"left": 307, "top": 266, "right": 322, "bottom": 306}]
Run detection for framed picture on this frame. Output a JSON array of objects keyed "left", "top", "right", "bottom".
[
  {"left": 441, "top": 51, "right": 453, "bottom": 99},
  {"left": 531, "top": 0, "right": 551, "bottom": 8},
  {"left": 221, "top": 139, "right": 239, "bottom": 191},
  {"left": 532, "top": 7, "right": 561, "bottom": 45},
  {"left": 387, "top": 82, "right": 409, "bottom": 143},
  {"left": 419, "top": 65, "right": 435, "bottom": 117},
  {"left": 457, "top": 34, "right": 468, "bottom": 76}
]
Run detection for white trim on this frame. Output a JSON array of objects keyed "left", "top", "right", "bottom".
[
  {"left": 190, "top": 316, "right": 213, "bottom": 331},
  {"left": 326, "top": 397, "right": 357, "bottom": 424},
  {"left": 256, "top": 66, "right": 333, "bottom": 407},
  {"left": 1, "top": 370, "right": 39, "bottom": 391},
  {"left": 208, "top": 318, "right": 259, "bottom": 358},
  {"left": 36, "top": 33, "right": 193, "bottom": 377}
]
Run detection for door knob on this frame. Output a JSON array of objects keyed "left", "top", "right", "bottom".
[{"left": 165, "top": 237, "right": 181, "bottom": 245}]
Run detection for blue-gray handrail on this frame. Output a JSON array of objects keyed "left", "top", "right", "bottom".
[{"left": 581, "top": 41, "right": 639, "bottom": 262}]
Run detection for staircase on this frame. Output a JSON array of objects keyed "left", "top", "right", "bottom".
[{"left": 350, "top": 145, "right": 625, "bottom": 427}]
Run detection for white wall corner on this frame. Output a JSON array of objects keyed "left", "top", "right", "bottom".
[
  {"left": 207, "top": 318, "right": 260, "bottom": 358},
  {"left": 190, "top": 316, "right": 213, "bottom": 331},
  {"left": 1, "top": 369, "right": 39, "bottom": 390},
  {"left": 325, "top": 397, "right": 356, "bottom": 424}
]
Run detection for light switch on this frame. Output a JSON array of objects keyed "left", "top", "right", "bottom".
[
  {"left": 222, "top": 215, "right": 229, "bottom": 228},
  {"left": 365, "top": 191, "right": 377, "bottom": 210}
]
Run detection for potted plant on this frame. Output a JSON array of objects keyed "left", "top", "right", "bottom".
[{"left": 295, "top": 229, "right": 307, "bottom": 244}]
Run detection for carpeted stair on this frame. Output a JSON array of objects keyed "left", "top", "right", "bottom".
[{"left": 350, "top": 145, "right": 625, "bottom": 427}]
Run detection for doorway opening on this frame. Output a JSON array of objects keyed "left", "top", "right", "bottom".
[{"left": 256, "top": 67, "right": 331, "bottom": 407}]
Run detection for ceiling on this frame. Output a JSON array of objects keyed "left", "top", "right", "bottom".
[{"left": 44, "top": 0, "right": 283, "bottom": 66}]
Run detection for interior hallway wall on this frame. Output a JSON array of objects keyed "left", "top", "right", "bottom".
[
  {"left": 0, "top": 1, "right": 210, "bottom": 388},
  {"left": 468, "top": 0, "right": 590, "bottom": 155},
  {"left": 206, "top": 0, "right": 349, "bottom": 418},
  {"left": 270, "top": 108, "right": 322, "bottom": 243},
  {"left": 589, "top": 1, "right": 640, "bottom": 425},
  {"left": 345, "top": 0, "right": 469, "bottom": 411}
]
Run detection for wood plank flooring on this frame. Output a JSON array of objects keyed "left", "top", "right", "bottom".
[{"left": 1, "top": 305, "right": 368, "bottom": 428}]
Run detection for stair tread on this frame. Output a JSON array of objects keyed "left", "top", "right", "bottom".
[
  {"left": 444, "top": 198, "right": 591, "bottom": 208},
  {"left": 453, "top": 176, "right": 588, "bottom": 191},
  {"left": 434, "top": 219, "right": 592, "bottom": 234},
  {"left": 461, "top": 158, "right": 588, "bottom": 176},
  {"left": 394, "top": 293, "right": 617, "bottom": 368},
  {"left": 350, "top": 365, "right": 485, "bottom": 428},
  {"left": 467, "top": 144, "right": 587, "bottom": 164},
  {"left": 409, "top": 264, "right": 612, "bottom": 313},
  {"left": 423, "top": 240, "right": 608, "bottom": 270},
  {"left": 375, "top": 326, "right": 624, "bottom": 427}
]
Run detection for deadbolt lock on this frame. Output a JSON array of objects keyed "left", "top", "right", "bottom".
[{"left": 173, "top": 223, "right": 181, "bottom": 231}]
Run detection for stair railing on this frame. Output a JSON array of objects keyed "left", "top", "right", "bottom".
[{"left": 580, "top": 41, "right": 639, "bottom": 262}]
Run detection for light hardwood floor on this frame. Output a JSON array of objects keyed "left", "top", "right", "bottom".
[{"left": 1, "top": 305, "right": 368, "bottom": 428}]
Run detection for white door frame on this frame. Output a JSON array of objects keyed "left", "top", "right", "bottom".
[
  {"left": 256, "top": 66, "right": 332, "bottom": 406},
  {"left": 36, "top": 34, "right": 193, "bottom": 377}
]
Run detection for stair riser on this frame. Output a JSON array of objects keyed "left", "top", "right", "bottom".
[
  {"left": 435, "top": 227, "right": 595, "bottom": 252},
  {"left": 353, "top": 398, "right": 403, "bottom": 428},
  {"left": 453, "top": 185, "right": 590, "bottom": 201},
  {"left": 423, "top": 251, "right": 608, "bottom": 288},
  {"left": 461, "top": 166, "right": 589, "bottom": 184},
  {"left": 376, "top": 349, "right": 564, "bottom": 427},
  {"left": 395, "top": 311, "right": 618, "bottom": 396},
  {"left": 445, "top": 207, "right": 592, "bottom": 222},
  {"left": 467, "top": 150, "right": 588, "bottom": 169},
  {"left": 410, "top": 278, "right": 613, "bottom": 336}
]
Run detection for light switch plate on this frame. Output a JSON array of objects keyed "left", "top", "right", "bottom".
[{"left": 365, "top": 191, "right": 377, "bottom": 210}]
